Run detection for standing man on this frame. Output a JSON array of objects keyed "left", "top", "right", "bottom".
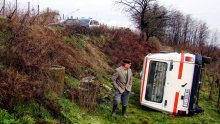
[{"left": 112, "top": 59, "right": 132, "bottom": 117}]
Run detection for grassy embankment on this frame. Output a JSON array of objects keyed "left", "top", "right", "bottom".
[{"left": 0, "top": 17, "right": 219, "bottom": 123}]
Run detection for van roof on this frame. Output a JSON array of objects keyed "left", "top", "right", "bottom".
[{"left": 146, "top": 52, "right": 195, "bottom": 62}]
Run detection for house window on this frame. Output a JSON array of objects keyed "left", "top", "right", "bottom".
[{"left": 145, "top": 61, "right": 167, "bottom": 103}]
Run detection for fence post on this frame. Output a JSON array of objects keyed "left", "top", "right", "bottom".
[
  {"left": 209, "top": 75, "right": 214, "bottom": 100},
  {"left": 3, "top": 0, "right": 5, "bottom": 16},
  {"left": 15, "top": 0, "right": 17, "bottom": 14},
  {"left": 217, "top": 76, "right": 220, "bottom": 108},
  {"left": 27, "top": 1, "right": 30, "bottom": 16},
  {"left": 37, "top": 4, "right": 39, "bottom": 24},
  {"left": 201, "top": 64, "right": 207, "bottom": 89}
]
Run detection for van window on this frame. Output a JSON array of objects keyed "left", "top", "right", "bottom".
[
  {"left": 93, "top": 20, "right": 99, "bottom": 25},
  {"left": 90, "top": 20, "right": 94, "bottom": 25},
  {"left": 145, "top": 61, "right": 167, "bottom": 103}
]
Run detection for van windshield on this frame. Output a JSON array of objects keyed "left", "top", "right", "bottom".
[
  {"left": 145, "top": 61, "right": 167, "bottom": 103},
  {"left": 79, "top": 19, "right": 90, "bottom": 25}
]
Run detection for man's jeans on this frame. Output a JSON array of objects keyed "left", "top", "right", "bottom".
[{"left": 113, "top": 89, "right": 130, "bottom": 106}]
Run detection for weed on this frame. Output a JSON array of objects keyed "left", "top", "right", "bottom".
[{"left": 0, "top": 34, "right": 10, "bottom": 41}]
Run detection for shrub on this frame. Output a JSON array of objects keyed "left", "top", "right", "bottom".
[{"left": 102, "top": 28, "right": 160, "bottom": 70}]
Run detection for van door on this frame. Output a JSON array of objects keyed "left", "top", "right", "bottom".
[
  {"left": 162, "top": 60, "right": 179, "bottom": 114},
  {"left": 143, "top": 60, "right": 168, "bottom": 110}
]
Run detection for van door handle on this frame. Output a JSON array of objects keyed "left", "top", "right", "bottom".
[
  {"left": 164, "top": 100, "right": 167, "bottom": 106},
  {"left": 181, "top": 83, "right": 187, "bottom": 87}
]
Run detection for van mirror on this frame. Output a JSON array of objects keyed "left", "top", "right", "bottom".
[{"left": 169, "top": 60, "right": 173, "bottom": 71}]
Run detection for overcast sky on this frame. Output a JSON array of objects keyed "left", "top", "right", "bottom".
[{"left": 3, "top": 0, "right": 220, "bottom": 39}]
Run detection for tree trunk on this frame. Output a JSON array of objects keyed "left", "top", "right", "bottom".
[
  {"left": 140, "top": 7, "right": 146, "bottom": 31},
  {"left": 46, "top": 65, "right": 65, "bottom": 96}
]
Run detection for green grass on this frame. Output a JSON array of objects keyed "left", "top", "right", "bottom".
[
  {"left": 14, "top": 103, "right": 54, "bottom": 121},
  {"left": 0, "top": 63, "right": 5, "bottom": 69},
  {"left": 0, "top": 103, "right": 56, "bottom": 124},
  {"left": 0, "top": 44, "right": 6, "bottom": 49},
  {"left": 64, "top": 35, "right": 89, "bottom": 49},
  {"left": 0, "top": 74, "right": 219, "bottom": 124},
  {"left": 65, "top": 75, "right": 80, "bottom": 87},
  {"left": 45, "top": 75, "right": 220, "bottom": 124},
  {"left": 48, "top": 26, "right": 65, "bottom": 34},
  {"left": 72, "top": 77, "right": 220, "bottom": 124},
  {"left": 0, "top": 109, "right": 18, "bottom": 124},
  {"left": 90, "top": 35, "right": 109, "bottom": 47},
  {"left": 0, "top": 76, "right": 219, "bottom": 124}
]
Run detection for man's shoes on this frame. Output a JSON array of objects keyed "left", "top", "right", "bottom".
[
  {"left": 112, "top": 104, "right": 117, "bottom": 117},
  {"left": 112, "top": 111, "right": 116, "bottom": 117},
  {"left": 122, "top": 113, "right": 128, "bottom": 118},
  {"left": 122, "top": 105, "right": 128, "bottom": 118}
]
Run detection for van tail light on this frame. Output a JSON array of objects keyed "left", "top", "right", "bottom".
[
  {"left": 185, "top": 56, "right": 193, "bottom": 62},
  {"left": 178, "top": 110, "right": 187, "bottom": 115}
]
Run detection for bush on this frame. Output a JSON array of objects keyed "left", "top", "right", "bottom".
[{"left": 102, "top": 28, "right": 160, "bottom": 70}]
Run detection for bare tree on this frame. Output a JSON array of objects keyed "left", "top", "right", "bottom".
[
  {"left": 204, "top": 29, "right": 219, "bottom": 57},
  {"left": 0, "top": 0, "right": 6, "bottom": 16},
  {"left": 182, "top": 15, "right": 191, "bottom": 45},
  {"left": 142, "top": 3, "right": 169, "bottom": 40},
  {"left": 165, "top": 10, "right": 184, "bottom": 45},
  {"left": 116, "top": 0, "right": 167, "bottom": 39},
  {"left": 210, "top": 29, "right": 219, "bottom": 47},
  {"left": 197, "top": 22, "right": 209, "bottom": 47},
  {"left": 116, "top": 0, "right": 156, "bottom": 29}
]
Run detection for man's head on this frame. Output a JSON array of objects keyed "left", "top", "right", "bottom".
[{"left": 122, "top": 59, "right": 131, "bottom": 70}]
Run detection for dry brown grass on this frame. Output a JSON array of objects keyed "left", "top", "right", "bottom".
[
  {"left": 0, "top": 68, "right": 40, "bottom": 110},
  {"left": 64, "top": 25, "right": 109, "bottom": 36},
  {"left": 1, "top": 12, "right": 113, "bottom": 112}
]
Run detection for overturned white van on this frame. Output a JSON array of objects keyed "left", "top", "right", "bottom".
[{"left": 140, "top": 52, "right": 210, "bottom": 115}]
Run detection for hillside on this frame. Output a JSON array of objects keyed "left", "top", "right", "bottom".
[{"left": 0, "top": 17, "right": 220, "bottom": 124}]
